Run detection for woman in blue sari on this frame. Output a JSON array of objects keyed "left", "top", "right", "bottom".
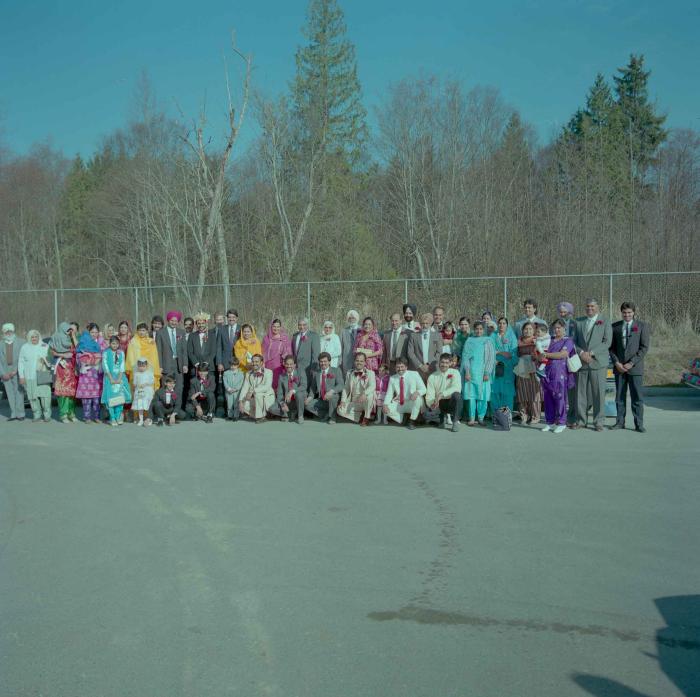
[
  {"left": 101, "top": 335, "right": 132, "bottom": 426},
  {"left": 461, "top": 321, "right": 496, "bottom": 425},
  {"left": 490, "top": 317, "right": 517, "bottom": 411}
]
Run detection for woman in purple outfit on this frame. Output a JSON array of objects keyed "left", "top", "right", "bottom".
[{"left": 540, "top": 319, "right": 575, "bottom": 434}]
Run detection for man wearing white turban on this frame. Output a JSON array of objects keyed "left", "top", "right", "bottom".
[{"left": 0, "top": 323, "right": 26, "bottom": 420}]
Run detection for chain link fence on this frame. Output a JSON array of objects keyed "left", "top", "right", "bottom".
[{"left": 1, "top": 272, "right": 698, "bottom": 336}]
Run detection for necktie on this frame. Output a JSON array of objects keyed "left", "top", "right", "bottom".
[
  {"left": 399, "top": 376, "right": 404, "bottom": 405},
  {"left": 623, "top": 323, "right": 631, "bottom": 349},
  {"left": 391, "top": 331, "right": 397, "bottom": 359},
  {"left": 321, "top": 371, "right": 327, "bottom": 399},
  {"left": 355, "top": 371, "right": 363, "bottom": 377},
  {"left": 6, "top": 342, "right": 12, "bottom": 366},
  {"left": 229, "top": 326, "right": 234, "bottom": 343},
  {"left": 170, "top": 329, "right": 176, "bottom": 355}
]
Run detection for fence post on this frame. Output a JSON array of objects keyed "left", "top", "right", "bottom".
[
  {"left": 223, "top": 284, "right": 229, "bottom": 314},
  {"left": 404, "top": 279, "right": 408, "bottom": 303},
  {"left": 503, "top": 277, "right": 508, "bottom": 319},
  {"left": 53, "top": 289, "right": 58, "bottom": 332},
  {"left": 134, "top": 287, "right": 139, "bottom": 327},
  {"left": 609, "top": 274, "right": 613, "bottom": 314},
  {"left": 306, "top": 282, "right": 311, "bottom": 321}
]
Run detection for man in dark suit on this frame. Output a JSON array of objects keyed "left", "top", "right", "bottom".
[
  {"left": 573, "top": 298, "right": 613, "bottom": 432},
  {"left": 186, "top": 363, "right": 217, "bottom": 422},
  {"left": 406, "top": 312, "right": 443, "bottom": 382},
  {"left": 156, "top": 311, "right": 188, "bottom": 409},
  {"left": 383, "top": 313, "right": 409, "bottom": 374},
  {"left": 340, "top": 310, "right": 360, "bottom": 379},
  {"left": 270, "top": 355, "right": 307, "bottom": 423},
  {"left": 305, "top": 352, "right": 341, "bottom": 423},
  {"left": 216, "top": 309, "right": 241, "bottom": 373},
  {"left": 291, "top": 317, "right": 320, "bottom": 384},
  {"left": 187, "top": 312, "right": 217, "bottom": 376},
  {"left": 609, "top": 302, "right": 650, "bottom": 433}
]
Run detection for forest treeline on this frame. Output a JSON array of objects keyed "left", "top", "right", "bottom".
[{"left": 0, "top": 0, "right": 698, "bottom": 309}]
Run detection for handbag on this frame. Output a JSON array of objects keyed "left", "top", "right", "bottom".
[
  {"left": 108, "top": 394, "right": 125, "bottom": 408},
  {"left": 567, "top": 353, "right": 582, "bottom": 373},
  {"left": 493, "top": 407, "right": 512, "bottom": 431},
  {"left": 36, "top": 370, "right": 53, "bottom": 386}
]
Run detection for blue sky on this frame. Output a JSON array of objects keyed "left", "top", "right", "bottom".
[{"left": 1, "top": 0, "right": 698, "bottom": 158}]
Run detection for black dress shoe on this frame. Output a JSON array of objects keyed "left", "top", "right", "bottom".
[
  {"left": 610, "top": 423, "right": 625, "bottom": 430},
  {"left": 635, "top": 425, "right": 646, "bottom": 433}
]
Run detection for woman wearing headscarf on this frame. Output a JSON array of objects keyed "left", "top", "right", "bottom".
[
  {"left": 0, "top": 323, "right": 26, "bottom": 421},
  {"left": 117, "top": 321, "right": 132, "bottom": 354},
  {"left": 451, "top": 317, "right": 470, "bottom": 366},
  {"left": 352, "top": 317, "right": 383, "bottom": 374},
  {"left": 234, "top": 324, "right": 262, "bottom": 373},
  {"left": 126, "top": 322, "right": 161, "bottom": 391},
  {"left": 540, "top": 319, "right": 576, "bottom": 433},
  {"left": 516, "top": 321, "right": 543, "bottom": 425},
  {"left": 262, "top": 319, "right": 292, "bottom": 389},
  {"left": 490, "top": 317, "right": 518, "bottom": 412},
  {"left": 461, "top": 321, "right": 496, "bottom": 425},
  {"left": 481, "top": 310, "right": 498, "bottom": 336},
  {"left": 51, "top": 321, "right": 79, "bottom": 423},
  {"left": 18, "top": 329, "right": 52, "bottom": 422},
  {"left": 320, "top": 320, "right": 342, "bottom": 368},
  {"left": 76, "top": 323, "right": 104, "bottom": 423}
]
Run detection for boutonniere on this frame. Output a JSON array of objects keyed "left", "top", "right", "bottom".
[
  {"left": 631, "top": 326, "right": 639, "bottom": 333},
  {"left": 446, "top": 374, "right": 453, "bottom": 381},
  {"left": 301, "top": 335, "right": 306, "bottom": 342},
  {"left": 327, "top": 373, "right": 335, "bottom": 380},
  {"left": 595, "top": 320, "right": 603, "bottom": 326}
]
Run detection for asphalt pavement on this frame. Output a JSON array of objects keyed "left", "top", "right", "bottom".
[{"left": 1, "top": 393, "right": 699, "bottom": 697}]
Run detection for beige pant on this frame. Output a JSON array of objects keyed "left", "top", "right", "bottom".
[{"left": 240, "top": 391, "right": 275, "bottom": 419}]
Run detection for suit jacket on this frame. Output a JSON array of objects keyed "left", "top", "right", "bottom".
[
  {"left": 386, "top": 370, "right": 426, "bottom": 403},
  {"left": 341, "top": 368, "right": 376, "bottom": 403},
  {"left": 276, "top": 370, "right": 307, "bottom": 405},
  {"left": 154, "top": 387, "right": 181, "bottom": 411},
  {"left": 188, "top": 375, "right": 216, "bottom": 400},
  {"left": 340, "top": 325, "right": 360, "bottom": 375},
  {"left": 574, "top": 315, "right": 613, "bottom": 371},
  {"left": 291, "top": 331, "right": 320, "bottom": 374},
  {"left": 156, "top": 326, "right": 188, "bottom": 377},
  {"left": 216, "top": 323, "right": 241, "bottom": 369},
  {"left": 308, "top": 368, "right": 342, "bottom": 400},
  {"left": 406, "top": 330, "right": 443, "bottom": 372},
  {"left": 243, "top": 368, "right": 274, "bottom": 398},
  {"left": 382, "top": 328, "right": 409, "bottom": 364},
  {"left": 0, "top": 338, "right": 25, "bottom": 375},
  {"left": 187, "top": 330, "right": 217, "bottom": 368},
  {"left": 609, "top": 320, "right": 650, "bottom": 376}
]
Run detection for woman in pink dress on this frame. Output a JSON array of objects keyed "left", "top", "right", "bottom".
[
  {"left": 352, "top": 317, "right": 383, "bottom": 374},
  {"left": 76, "top": 323, "right": 104, "bottom": 424},
  {"left": 262, "top": 319, "right": 292, "bottom": 390}
]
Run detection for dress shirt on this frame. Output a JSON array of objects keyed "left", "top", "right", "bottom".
[
  {"left": 426, "top": 369, "right": 461, "bottom": 405},
  {"left": 386, "top": 370, "right": 426, "bottom": 403},
  {"left": 421, "top": 331, "right": 430, "bottom": 364}
]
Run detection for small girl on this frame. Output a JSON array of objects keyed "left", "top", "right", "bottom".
[
  {"left": 132, "top": 358, "right": 155, "bottom": 426},
  {"left": 534, "top": 323, "right": 552, "bottom": 378},
  {"left": 374, "top": 363, "right": 390, "bottom": 424},
  {"left": 441, "top": 321, "right": 455, "bottom": 354}
]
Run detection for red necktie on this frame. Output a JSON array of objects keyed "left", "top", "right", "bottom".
[
  {"left": 321, "top": 372, "right": 327, "bottom": 399},
  {"left": 399, "top": 376, "right": 405, "bottom": 405}
]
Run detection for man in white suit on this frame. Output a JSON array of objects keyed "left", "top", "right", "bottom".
[
  {"left": 239, "top": 354, "right": 275, "bottom": 423},
  {"left": 383, "top": 356, "right": 426, "bottom": 430},
  {"left": 337, "top": 352, "right": 376, "bottom": 426}
]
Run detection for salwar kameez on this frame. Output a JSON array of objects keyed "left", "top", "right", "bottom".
[
  {"left": 76, "top": 351, "right": 103, "bottom": 421},
  {"left": 101, "top": 348, "right": 131, "bottom": 424},
  {"left": 461, "top": 336, "right": 496, "bottom": 422},
  {"left": 490, "top": 330, "right": 518, "bottom": 411}
]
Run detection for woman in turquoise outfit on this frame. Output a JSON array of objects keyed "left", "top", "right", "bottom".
[
  {"left": 101, "top": 335, "right": 132, "bottom": 426},
  {"left": 461, "top": 321, "right": 496, "bottom": 425},
  {"left": 490, "top": 316, "right": 518, "bottom": 411}
]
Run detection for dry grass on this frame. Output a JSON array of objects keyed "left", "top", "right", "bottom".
[{"left": 644, "top": 316, "right": 700, "bottom": 386}]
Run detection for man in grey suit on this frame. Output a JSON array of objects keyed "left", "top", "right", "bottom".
[
  {"left": 291, "top": 317, "right": 320, "bottom": 384},
  {"left": 406, "top": 312, "right": 443, "bottom": 383},
  {"left": 609, "top": 302, "right": 650, "bottom": 433},
  {"left": 216, "top": 309, "right": 241, "bottom": 373},
  {"left": 1, "top": 323, "right": 25, "bottom": 420},
  {"left": 270, "top": 355, "right": 307, "bottom": 423},
  {"left": 340, "top": 309, "right": 360, "bottom": 378},
  {"left": 156, "top": 311, "right": 188, "bottom": 408},
  {"left": 383, "top": 313, "right": 409, "bottom": 374},
  {"left": 305, "top": 352, "right": 341, "bottom": 423},
  {"left": 573, "top": 298, "right": 613, "bottom": 431}
]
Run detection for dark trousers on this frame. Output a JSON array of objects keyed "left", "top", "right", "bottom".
[
  {"left": 615, "top": 371, "right": 644, "bottom": 427},
  {"left": 153, "top": 402, "right": 185, "bottom": 421},
  {"left": 305, "top": 393, "right": 339, "bottom": 420},
  {"left": 270, "top": 391, "right": 306, "bottom": 419},
  {"left": 438, "top": 393, "right": 463, "bottom": 421},
  {"left": 186, "top": 391, "right": 216, "bottom": 418}
]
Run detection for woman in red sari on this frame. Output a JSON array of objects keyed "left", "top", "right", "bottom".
[
  {"left": 352, "top": 317, "right": 383, "bottom": 374},
  {"left": 50, "top": 321, "right": 79, "bottom": 423},
  {"left": 262, "top": 318, "right": 292, "bottom": 390}
]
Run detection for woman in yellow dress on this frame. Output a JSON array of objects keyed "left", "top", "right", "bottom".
[
  {"left": 126, "top": 322, "right": 162, "bottom": 389},
  {"left": 233, "top": 324, "right": 262, "bottom": 373}
]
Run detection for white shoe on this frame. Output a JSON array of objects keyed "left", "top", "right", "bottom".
[
  {"left": 446, "top": 415, "right": 453, "bottom": 426},
  {"left": 541, "top": 425, "right": 552, "bottom": 432},
  {"left": 553, "top": 425, "right": 566, "bottom": 434}
]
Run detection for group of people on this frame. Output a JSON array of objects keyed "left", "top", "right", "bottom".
[{"left": 0, "top": 297, "right": 650, "bottom": 433}]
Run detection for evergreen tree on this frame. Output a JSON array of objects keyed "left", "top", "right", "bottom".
[
  {"left": 292, "top": 0, "right": 368, "bottom": 166},
  {"left": 613, "top": 54, "right": 667, "bottom": 173}
]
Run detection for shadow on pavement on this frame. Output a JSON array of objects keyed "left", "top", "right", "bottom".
[
  {"left": 572, "top": 595, "right": 700, "bottom": 697},
  {"left": 645, "top": 394, "right": 700, "bottom": 412}
]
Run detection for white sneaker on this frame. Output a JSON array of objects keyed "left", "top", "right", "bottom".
[
  {"left": 446, "top": 415, "right": 453, "bottom": 426},
  {"left": 541, "top": 425, "right": 552, "bottom": 432},
  {"left": 553, "top": 425, "right": 566, "bottom": 434}
]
